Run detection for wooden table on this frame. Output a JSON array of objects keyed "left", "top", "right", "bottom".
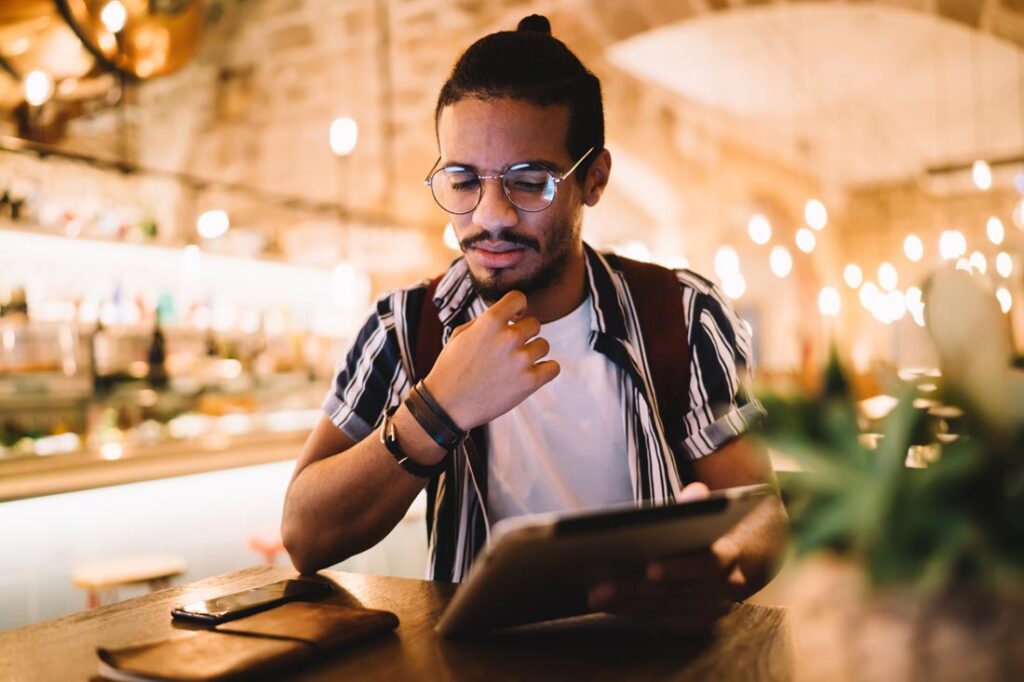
[{"left": 0, "top": 565, "right": 792, "bottom": 681}]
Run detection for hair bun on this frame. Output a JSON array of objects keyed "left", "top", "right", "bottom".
[{"left": 516, "top": 15, "right": 551, "bottom": 35}]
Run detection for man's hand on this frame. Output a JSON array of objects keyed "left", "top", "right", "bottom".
[
  {"left": 423, "top": 290, "right": 560, "bottom": 430},
  {"left": 586, "top": 482, "right": 748, "bottom": 635}
]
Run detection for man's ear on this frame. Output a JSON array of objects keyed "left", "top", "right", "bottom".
[{"left": 582, "top": 148, "right": 611, "bottom": 207}]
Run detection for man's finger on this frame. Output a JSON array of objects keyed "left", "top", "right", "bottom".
[
  {"left": 675, "top": 481, "right": 710, "bottom": 504},
  {"left": 524, "top": 337, "right": 550, "bottom": 363},
  {"left": 531, "top": 359, "right": 561, "bottom": 386},
  {"left": 510, "top": 315, "right": 541, "bottom": 342},
  {"left": 449, "top": 319, "right": 475, "bottom": 339},
  {"left": 486, "top": 290, "right": 528, "bottom": 324},
  {"left": 646, "top": 547, "right": 736, "bottom": 582}
]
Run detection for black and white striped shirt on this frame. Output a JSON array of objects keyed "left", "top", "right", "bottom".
[{"left": 323, "top": 244, "right": 764, "bottom": 582}]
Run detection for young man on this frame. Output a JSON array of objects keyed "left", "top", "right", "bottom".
[{"left": 283, "top": 15, "right": 787, "bottom": 633}]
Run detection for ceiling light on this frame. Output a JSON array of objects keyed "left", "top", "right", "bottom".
[
  {"left": 443, "top": 223, "right": 460, "bottom": 251},
  {"left": 100, "top": 1, "right": 127, "bottom": 34},
  {"left": 938, "top": 230, "right": 966, "bottom": 261},
  {"left": 722, "top": 272, "right": 746, "bottom": 300},
  {"left": 878, "top": 262, "right": 898, "bottom": 291},
  {"left": 995, "top": 252, "right": 1013, "bottom": 278},
  {"left": 996, "top": 288, "right": 1012, "bottom": 313},
  {"left": 714, "top": 246, "right": 740, "bottom": 279},
  {"left": 818, "top": 286, "right": 840, "bottom": 317},
  {"left": 197, "top": 210, "right": 229, "bottom": 239},
  {"left": 843, "top": 264, "right": 863, "bottom": 288},
  {"left": 969, "top": 251, "right": 987, "bottom": 275}
]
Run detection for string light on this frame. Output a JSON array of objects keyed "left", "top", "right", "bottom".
[
  {"left": 878, "top": 262, "right": 898, "bottom": 291},
  {"left": 442, "top": 223, "right": 460, "bottom": 251},
  {"left": 748, "top": 215, "right": 771, "bottom": 245},
  {"left": 769, "top": 246, "right": 792, "bottom": 278},
  {"left": 818, "top": 286, "right": 840, "bottom": 317},
  {"left": 795, "top": 228, "right": 816, "bottom": 253},
  {"left": 969, "top": 251, "right": 987, "bottom": 274},
  {"left": 843, "top": 264, "right": 863, "bottom": 288},
  {"left": 972, "top": 160, "right": 992, "bottom": 190},
  {"left": 100, "top": 1, "right": 127, "bottom": 33},
  {"left": 23, "top": 71, "right": 53, "bottom": 106},
  {"left": 938, "top": 230, "right": 967, "bottom": 261},
  {"left": 995, "top": 252, "right": 1013, "bottom": 278},
  {"left": 196, "top": 210, "right": 229, "bottom": 239},
  {"left": 996, "top": 288, "right": 1013, "bottom": 313},
  {"left": 903, "top": 234, "right": 923, "bottom": 262},
  {"left": 329, "top": 117, "right": 358, "bottom": 156},
  {"left": 805, "top": 200, "right": 828, "bottom": 231},
  {"left": 722, "top": 272, "right": 746, "bottom": 300},
  {"left": 714, "top": 246, "right": 740, "bottom": 280},
  {"left": 986, "top": 217, "right": 1005, "bottom": 245}
]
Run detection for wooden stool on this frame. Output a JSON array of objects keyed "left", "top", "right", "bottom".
[
  {"left": 72, "top": 554, "right": 187, "bottom": 608},
  {"left": 247, "top": 528, "right": 285, "bottom": 565}
]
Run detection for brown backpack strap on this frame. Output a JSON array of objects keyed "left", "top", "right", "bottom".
[
  {"left": 413, "top": 275, "right": 445, "bottom": 382},
  {"left": 614, "top": 258, "right": 691, "bottom": 454}
]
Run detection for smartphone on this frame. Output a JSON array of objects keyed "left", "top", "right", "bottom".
[{"left": 171, "top": 578, "right": 334, "bottom": 624}]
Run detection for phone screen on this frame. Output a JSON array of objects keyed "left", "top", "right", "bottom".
[{"left": 172, "top": 579, "right": 332, "bottom": 623}]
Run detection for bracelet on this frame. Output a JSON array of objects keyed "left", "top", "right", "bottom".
[
  {"left": 379, "top": 406, "right": 447, "bottom": 478},
  {"left": 413, "top": 381, "right": 464, "bottom": 438},
  {"left": 405, "top": 389, "right": 460, "bottom": 450}
]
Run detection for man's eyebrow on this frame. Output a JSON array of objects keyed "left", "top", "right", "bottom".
[{"left": 440, "top": 158, "right": 565, "bottom": 171}]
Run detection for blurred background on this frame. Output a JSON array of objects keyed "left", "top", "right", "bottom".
[{"left": 0, "top": 0, "right": 1021, "bottom": 630}]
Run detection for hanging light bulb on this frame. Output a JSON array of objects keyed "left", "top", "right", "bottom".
[
  {"left": 987, "top": 217, "right": 1005, "bottom": 245},
  {"left": 329, "top": 117, "right": 358, "bottom": 156},
  {"left": 818, "top": 286, "right": 840, "bottom": 317},
  {"left": 996, "top": 288, "right": 1013, "bottom": 313},
  {"left": 878, "top": 262, "right": 898, "bottom": 291},
  {"left": 903, "top": 234, "right": 924, "bottom": 262},
  {"left": 769, "top": 246, "right": 792, "bottom": 278},
  {"left": 100, "top": 1, "right": 128, "bottom": 33},
  {"left": 795, "top": 228, "right": 816, "bottom": 253},
  {"left": 939, "top": 230, "right": 967, "bottom": 261},
  {"left": 747, "top": 214, "right": 772, "bottom": 245},
  {"left": 969, "top": 251, "right": 987, "bottom": 274},
  {"left": 442, "top": 223, "right": 460, "bottom": 251},
  {"left": 843, "top": 264, "right": 863, "bottom": 289},
  {"left": 722, "top": 272, "right": 746, "bottom": 300},
  {"left": 805, "top": 199, "right": 828, "bottom": 231},
  {"left": 23, "top": 70, "right": 54, "bottom": 106},
  {"left": 995, "top": 252, "right": 1013, "bottom": 278},
  {"left": 972, "top": 160, "right": 992, "bottom": 191},
  {"left": 714, "top": 246, "right": 740, "bottom": 280}
]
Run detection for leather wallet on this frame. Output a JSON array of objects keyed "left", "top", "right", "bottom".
[{"left": 97, "top": 601, "right": 399, "bottom": 681}]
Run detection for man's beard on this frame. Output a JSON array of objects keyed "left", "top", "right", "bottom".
[{"left": 461, "top": 225, "right": 575, "bottom": 303}]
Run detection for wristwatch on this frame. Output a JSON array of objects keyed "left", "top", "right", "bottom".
[{"left": 379, "top": 406, "right": 448, "bottom": 478}]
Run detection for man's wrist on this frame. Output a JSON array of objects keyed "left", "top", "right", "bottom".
[{"left": 388, "top": 403, "right": 449, "bottom": 467}]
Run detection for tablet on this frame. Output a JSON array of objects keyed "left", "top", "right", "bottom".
[{"left": 435, "top": 483, "right": 773, "bottom": 638}]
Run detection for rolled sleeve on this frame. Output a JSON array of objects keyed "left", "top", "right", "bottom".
[
  {"left": 321, "top": 295, "right": 407, "bottom": 443},
  {"left": 680, "top": 281, "right": 765, "bottom": 460}
]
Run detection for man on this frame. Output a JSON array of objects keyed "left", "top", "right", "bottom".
[{"left": 283, "top": 15, "right": 787, "bottom": 634}]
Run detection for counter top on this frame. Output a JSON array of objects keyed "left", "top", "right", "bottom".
[
  {"left": 0, "top": 429, "right": 305, "bottom": 501},
  {"left": 0, "top": 565, "right": 791, "bottom": 681}
]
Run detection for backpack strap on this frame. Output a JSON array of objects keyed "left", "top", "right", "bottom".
[
  {"left": 612, "top": 257, "right": 691, "bottom": 459},
  {"left": 413, "top": 275, "right": 445, "bottom": 383}
]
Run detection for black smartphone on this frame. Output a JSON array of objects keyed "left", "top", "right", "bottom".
[{"left": 171, "top": 578, "right": 334, "bottom": 624}]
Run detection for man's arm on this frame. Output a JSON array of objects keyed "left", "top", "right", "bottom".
[{"left": 282, "top": 290, "right": 558, "bottom": 574}]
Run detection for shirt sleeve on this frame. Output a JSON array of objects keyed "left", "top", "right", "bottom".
[
  {"left": 321, "top": 293, "right": 408, "bottom": 443},
  {"left": 678, "top": 274, "right": 765, "bottom": 460}
]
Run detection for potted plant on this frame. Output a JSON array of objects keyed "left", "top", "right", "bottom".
[{"left": 755, "top": 267, "right": 1023, "bottom": 681}]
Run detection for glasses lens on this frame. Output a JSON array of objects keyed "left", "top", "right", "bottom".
[
  {"left": 504, "top": 168, "right": 556, "bottom": 211},
  {"left": 431, "top": 167, "right": 480, "bottom": 214}
]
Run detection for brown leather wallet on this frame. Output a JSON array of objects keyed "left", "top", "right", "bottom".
[{"left": 97, "top": 601, "right": 399, "bottom": 681}]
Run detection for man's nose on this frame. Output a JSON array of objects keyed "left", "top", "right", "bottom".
[{"left": 471, "top": 178, "right": 518, "bottom": 233}]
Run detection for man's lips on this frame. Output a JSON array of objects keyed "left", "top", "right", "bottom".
[{"left": 468, "top": 242, "right": 528, "bottom": 269}]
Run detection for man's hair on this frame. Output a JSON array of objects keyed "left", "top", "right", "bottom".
[{"left": 434, "top": 14, "right": 604, "bottom": 185}]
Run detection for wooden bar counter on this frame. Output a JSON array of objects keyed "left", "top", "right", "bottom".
[{"left": 0, "top": 565, "right": 792, "bottom": 681}]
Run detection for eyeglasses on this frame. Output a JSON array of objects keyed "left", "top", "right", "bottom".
[{"left": 424, "top": 147, "right": 595, "bottom": 215}]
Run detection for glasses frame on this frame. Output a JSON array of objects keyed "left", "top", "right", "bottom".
[{"left": 423, "top": 146, "right": 596, "bottom": 215}]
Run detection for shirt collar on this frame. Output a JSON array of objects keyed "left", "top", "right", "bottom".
[{"left": 431, "top": 242, "right": 632, "bottom": 342}]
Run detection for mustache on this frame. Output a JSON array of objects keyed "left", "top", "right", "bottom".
[{"left": 460, "top": 230, "right": 541, "bottom": 253}]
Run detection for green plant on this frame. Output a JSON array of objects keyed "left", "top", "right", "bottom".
[{"left": 756, "top": 268, "right": 1024, "bottom": 593}]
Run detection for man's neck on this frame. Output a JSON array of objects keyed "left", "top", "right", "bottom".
[{"left": 523, "top": 248, "right": 587, "bottom": 324}]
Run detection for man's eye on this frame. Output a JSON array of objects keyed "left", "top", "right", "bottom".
[
  {"left": 507, "top": 172, "right": 551, "bottom": 192},
  {"left": 444, "top": 172, "right": 479, "bottom": 191}
]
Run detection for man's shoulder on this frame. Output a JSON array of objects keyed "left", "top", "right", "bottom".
[{"left": 597, "top": 250, "right": 719, "bottom": 299}]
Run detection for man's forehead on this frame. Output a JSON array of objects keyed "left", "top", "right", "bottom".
[{"left": 437, "top": 97, "right": 572, "bottom": 165}]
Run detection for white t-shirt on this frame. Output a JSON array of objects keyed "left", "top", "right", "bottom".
[{"left": 486, "top": 296, "right": 632, "bottom": 525}]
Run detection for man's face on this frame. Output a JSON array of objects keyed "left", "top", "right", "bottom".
[{"left": 435, "top": 97, "right": 585, "bottom": 303}]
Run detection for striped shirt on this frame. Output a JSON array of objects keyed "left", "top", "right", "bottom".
[{"left": 323, "top": 244, "right": 764, "bottom": 582}]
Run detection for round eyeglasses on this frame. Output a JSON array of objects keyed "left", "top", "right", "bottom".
[{"left": 424, "top": 147, "right": 595, "bottom": 215}]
